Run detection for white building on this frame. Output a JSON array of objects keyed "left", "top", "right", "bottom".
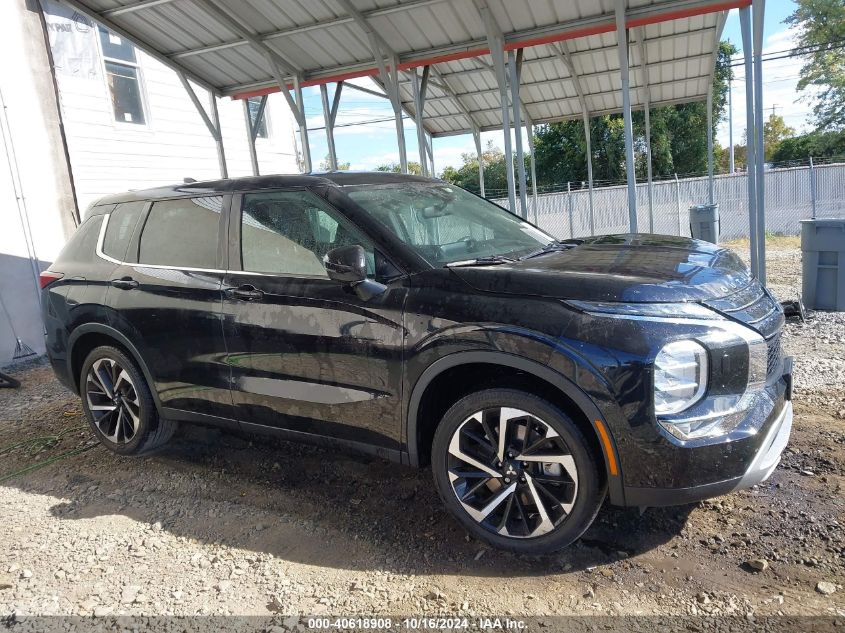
[{"left": 0, "top": 0, "right": 299, "bottom": 364}]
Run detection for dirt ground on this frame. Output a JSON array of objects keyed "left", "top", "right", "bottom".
[{"left": 1, "top": 241, "right": 843, "bottom": 628}]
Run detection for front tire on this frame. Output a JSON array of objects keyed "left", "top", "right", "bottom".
[
  {"left": 431, "top": 389, "right": 604, "bottom": 554},
  {"left": 80, "top": 345, "right": 174, "bottom": 455}
]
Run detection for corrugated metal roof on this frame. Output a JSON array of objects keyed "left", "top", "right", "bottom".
[{"left": 60, "top": 0, "right": 735, "bottom": 136}]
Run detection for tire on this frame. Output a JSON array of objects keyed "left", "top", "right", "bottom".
[
  {"left": 80, "top": 345, "right": 175, "bottom": 455},
  {"left": 431, "top": 389, "right": 605, "bottom": 554}
]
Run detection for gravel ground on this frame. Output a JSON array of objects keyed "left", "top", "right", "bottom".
[{"left": 1, "top": 242, "right": 843, "bottom": 629}]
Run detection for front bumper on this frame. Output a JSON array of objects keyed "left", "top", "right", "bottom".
[{"left": 622, "top": 357, "right": 793, "bottom": 508}]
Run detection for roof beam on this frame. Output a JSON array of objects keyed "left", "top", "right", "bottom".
[
  {"left": 429, "top": 92, "right": 718, "bottom": 138},
  {"left": 335, "top": 0, "right": 408, "bottom": 171},
  {"left": 553, "top": 41, "right": 589, "bottom": 114},
  {"left": 169, "top": 0, "right": 447, "bottom": 60},
  {"left": 102, "top": 0, "right": 177, "bottom": 17},
  {"left": 189, "top": 0, "right": 302, "bottom": 116},
  {"left": 438, "top": 72, "right": 713, "bottom": 120},
  {"left": 56, "top": 0, "right": 217, "bottom": 94},
  {"left": 225, "top": 0, "right": 745, "bottom": 97},
  {"left": 430, "top": 29, "right": 717, "bottom": 82},
  {"left": 413, "top": 51, "right": 715, "bottom": 107}
]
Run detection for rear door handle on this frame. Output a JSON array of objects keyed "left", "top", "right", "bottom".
[
  {"left": 110, "top": 277, "right": 139, "bottom": 290},
  {"left": 225, "top": 284, "right": 264, "bottom": 301}
]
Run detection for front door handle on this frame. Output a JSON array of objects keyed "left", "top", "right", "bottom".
[
  {"left": 225, "top": 284, "right": 264, "bottom": 301},
  {"left": 110, "top": 277, "right": 139, "bottom": 290}
]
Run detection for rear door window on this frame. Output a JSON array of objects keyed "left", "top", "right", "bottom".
[
  {"left": 102, "top": 201, "right": 145, "bottom": 261},
  {"left": 138, "top": 197, "right": 223, "bottom": 269}
]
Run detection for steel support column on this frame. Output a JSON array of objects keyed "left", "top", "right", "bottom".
[
  {"left": 477, "top": 0, "right": 516, "bottom": 212},
  {"left": 243, "top": 95, "right": 267, "bottom": 176},
  {"left": 426, "top": 131, "right": 435, "bottom": 176},
  {"left": 740, "top": 6, "right": 759, "bottom": 278},
  {"left": 178, "top": 72, "right": 227, "bottom": 178},
  {"left": 292, "top": 75, "right": 311, "bottom": 172},
  {"left": 728, "top": 78, "right": 735, "bottom": 173},
  {"left": 639, "top": 28, "right": 654, "bottom": 232},
  {"left": 412, "top": 66, "right": 430, "bottom": 176},
  {"left": 707, "top": 84, "right": 714, "bottom": 205},
  {"left": 583, "top": 111, "right": 595, "bottom": 235},
  {"left": 320, "top": 82, "right": 343, "bottom": 170},
  {"left": 753, "top": 0, "right": 766, "bottom": 284},
  {"left": 616, "top": 1, "right": 637, "bottom": 232},
  {"left": 527, "top": 121, "right": 539, "bottom": 224},
  {"left": 509, "top": 50, "right": 528, "bottom": 218},
  {"left": 473, "top": 129, "right": 486, "bottom": 197}
]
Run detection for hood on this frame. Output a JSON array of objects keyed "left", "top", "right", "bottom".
[{"left": 451, "top": 234, "right": 752, "bottom": 303}]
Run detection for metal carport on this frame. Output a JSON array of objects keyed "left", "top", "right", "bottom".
[{"left": 53, "top": 0, "right": 770, "bottom": 283}]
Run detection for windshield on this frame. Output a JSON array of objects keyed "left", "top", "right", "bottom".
[{"left": 344, "top": 182, "right": 553, "bottom": 266}]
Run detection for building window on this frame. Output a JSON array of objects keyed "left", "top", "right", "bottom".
[
  {"left": 98, "top": 26, "right": 146, "bottom": 125},
  {"left": 247, "top": 97, "right": 269, "bottom": 138}
]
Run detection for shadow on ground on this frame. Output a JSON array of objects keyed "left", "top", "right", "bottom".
[{"left": 5, "top": 412, "right": 694, "bottom": 578}]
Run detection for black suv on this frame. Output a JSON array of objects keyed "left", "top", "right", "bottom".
[{"left": 41, "top": 172, "right": 793, "bottom": 553}]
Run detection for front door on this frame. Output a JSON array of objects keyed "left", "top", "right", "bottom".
[
  {"left": 221, "top": 188, "right": 407, "bottom": 454},
  {"left": 105, "top": 195, "right": 234, "bottom": 423}
]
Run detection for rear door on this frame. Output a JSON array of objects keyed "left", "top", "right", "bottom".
[
  {"left": 104, "top": 195, "right": 235, "bottom": 423},
  {"left": 220, "top": 188, "right": 407, "bottom": 455}
]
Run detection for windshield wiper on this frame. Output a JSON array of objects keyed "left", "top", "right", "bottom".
[
  {"left": 518, "top": 240, "right": 577, "bottom": 261},
  {"left": 445, "top": 255, "right": 515, "bottom": 268}
]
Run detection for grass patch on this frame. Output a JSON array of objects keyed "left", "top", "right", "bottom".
[{"left": 723, "top": 235, "right": 801, "bottom": 250}]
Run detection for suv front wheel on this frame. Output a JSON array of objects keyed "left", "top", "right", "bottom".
[
  {"left": 431, "top": 389, "right": 604, "bottom": 553},
  {"left": 80, "top": 345, "right": 175, "bottom": 455}
]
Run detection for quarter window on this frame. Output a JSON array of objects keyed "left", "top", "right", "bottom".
[
  {"left": 102, "top": 201, "right": 145, "bottom": 260},
  {"left": 240, "top": 190, "right": 373, "bottom": 277},
  {"left": 139, "top": 197, "right": 222, "bottom": 269},
  {"left": 99, "top": 27, "right": 146, "bottom": 125}
]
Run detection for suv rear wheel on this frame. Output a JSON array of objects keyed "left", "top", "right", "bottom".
[
  {"left": 431, "top": 389, "right": 604, "bottom": 553},
  {"left": 80, "top": 345, "right": 174, "bottom": 455}
]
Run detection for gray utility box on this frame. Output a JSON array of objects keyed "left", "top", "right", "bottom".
[
  {"left": 689, "top": 203, "right": 720, "bottom": 243},
  {"left": 801, "top": 219, "right": 845, "bottom": 311}
]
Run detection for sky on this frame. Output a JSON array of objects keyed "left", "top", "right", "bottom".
[{"left": 295, "top": 1, "right": 813, "bottom": 175}]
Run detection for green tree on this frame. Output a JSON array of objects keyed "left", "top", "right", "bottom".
[
  {"left": 318, "top": 154, "right": 351, "bottom": 171},
  {"left": 440, "top": 141, "right": 510, "bottom": 194},
  {"left": 771, "top": 129, "right": 845, "bottom": 162},
  {"left": 375, "top": 161, "right": 422, "bottom": 175},
  {"left": 763, "top": 114, "right": 796, "bottom": 161},
  {"left": 787, "top": 0, "right": 845, "bottom": 129}
]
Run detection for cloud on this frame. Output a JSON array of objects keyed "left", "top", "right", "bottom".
[{"left": 718, "top": 25, "right": 818, "bottom": 147}]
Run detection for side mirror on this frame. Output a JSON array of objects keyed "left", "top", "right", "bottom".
[
  {"left": 324, "top": 244, "right": 367, "bottom": 283},
  {"left": 324, "top": 244, "right": 388, "bottom": 301}
]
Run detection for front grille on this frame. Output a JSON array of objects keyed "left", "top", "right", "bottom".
[
  {"left": 704, "top": 279, "right": 785, "bottom": 378},
  {"left": 766, "top": 331, "right": 784, "bottom": 377}
]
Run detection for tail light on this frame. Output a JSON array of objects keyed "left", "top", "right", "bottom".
[{"left": 39, "top": 270, "right": 64, "bottom": 289}]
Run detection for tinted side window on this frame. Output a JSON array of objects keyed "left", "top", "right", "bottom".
[
  {"left": 139, "top": 197, "right": 222, "bottom": 269},
  {"left": 102, "top": 201, "right": 145, "bottom": 260},
  {"left": 241, "top": 190, "right": 373, "bottom": 277},
  {"left": 54, "top": 216, "right": 104, "bottom": 266}
]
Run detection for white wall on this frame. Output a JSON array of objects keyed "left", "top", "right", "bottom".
[
  {"left": 41, "top": 0, "right": 299, "bottom": 212},
  {"left": 0, "top": 0, "right": 299, "bottom": 365},
  {"left": 1, "top": 0, "right": 79, "bottom": 363}
]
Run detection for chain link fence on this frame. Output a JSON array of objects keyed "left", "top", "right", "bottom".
[{"left": 492, "top": 162, "right": 845, "bottom": 242}]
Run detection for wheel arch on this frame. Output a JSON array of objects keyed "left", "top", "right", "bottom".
[
  {"left": 405, "top": 351, "right": 625, "bottom": 505},
  {"left": 67, "top": 323, "right": 163, "bottom": 414}
]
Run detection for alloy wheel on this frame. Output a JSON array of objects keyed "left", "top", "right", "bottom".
[
  {"left": 446, "top": 407, "right": 579, "bottom": 539},
  {"left": 85, "top": 357, "right": 141, "bottom": 444}
]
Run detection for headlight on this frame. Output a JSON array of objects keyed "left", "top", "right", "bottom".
[{"left": 653, "top": 340, "right": 708, "bottom": 415}]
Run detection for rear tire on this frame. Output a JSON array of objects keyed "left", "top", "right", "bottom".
[
  {"left": 431, "top": 388, "right": 604, "bottom": 554},
  {"left": 80, "top": 345, "right": 175, "bottom": 455}
]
